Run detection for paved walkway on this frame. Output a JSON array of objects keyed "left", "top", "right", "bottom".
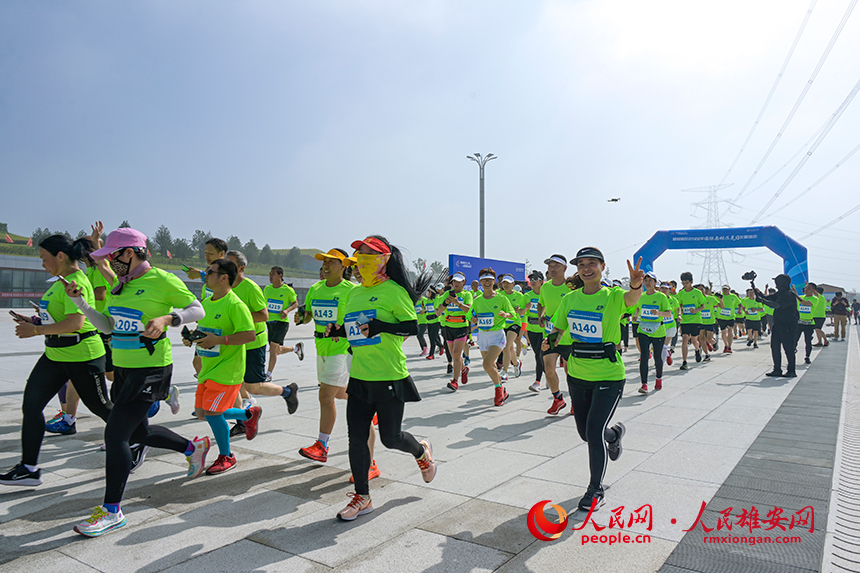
[{"left": 0, "top": 319, "right": 854, "bottom": 572}]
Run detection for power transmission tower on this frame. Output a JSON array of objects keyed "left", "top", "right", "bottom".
[{"left": 681, "top": 184, "right": 737, "bottom": 287}]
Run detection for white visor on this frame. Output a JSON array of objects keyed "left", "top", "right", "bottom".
[
  {"left": 545, "top": 256, "right": 566, "bottom": 266},
  {"left": 501, "top": 276, "right": 515, "bottom": 283},
  {"left": 479, "top": 274, "right": 495, "bottom": 281},
  {"left": 452, "top": 273, "right": 466, "bottom": 282}
]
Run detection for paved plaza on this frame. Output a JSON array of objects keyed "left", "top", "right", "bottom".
[{"left": 0, "top": 318, "right": 856, "bottom": 572}]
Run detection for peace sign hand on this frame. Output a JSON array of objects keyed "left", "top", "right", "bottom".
[{"left": 627, "top": 257, "right": 644, "bottom": 288}]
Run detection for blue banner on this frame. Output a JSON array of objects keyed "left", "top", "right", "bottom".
[{"left": 448, "top": 254, "right": 526, "bottom": 284}]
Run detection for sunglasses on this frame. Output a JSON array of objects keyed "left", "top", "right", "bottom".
[{"left": 107, "top": 248, "right": 128, "bottom": 262}]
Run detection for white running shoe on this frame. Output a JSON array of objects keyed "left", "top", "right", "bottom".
[
  {"left": 74, "top": 506, "right": 126, "bottom": 537},
  {"left": 186, "top": 436, "right": 211, "bottom": 478},
  {"left": 500, "top": 371, "right": 509, "bottom": 381},
  {"left": 166, "top": 385, "right": 181, "bottom": 415},
  {"left": 529, "top": 380, "right": 541, "bottom": 392}
]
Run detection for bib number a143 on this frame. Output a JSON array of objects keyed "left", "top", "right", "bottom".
[{"left": 345, "top": 310, "right": 380, "bottom": 347}]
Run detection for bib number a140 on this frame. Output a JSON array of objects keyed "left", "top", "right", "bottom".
[{"left": 568, "top": 310, "right": 603, "bottom": 343}]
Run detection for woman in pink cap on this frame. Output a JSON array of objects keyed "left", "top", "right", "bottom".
[
  {"left": 63, "top": 227, "right": 211, "bottom": 537},
  {"left": 327, "top": 235, "right": 436, "bottom": 521}
]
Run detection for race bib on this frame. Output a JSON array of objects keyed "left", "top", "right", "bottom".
[
  {"left": 568, "top": 310, "right": 603, "bottom": 343},
  {"left": 414, "top": 304, "right": 422, "bottom": 314},
  {"left": 640, "top": 305, "right": 659, "bottom": 320},
  {"left": 799, "top": 305, "right": 811, "bottom": 315},
  {"left": 447, "top": 296, "right": 463, "bottom": 312},
  {"left": 345, "top": 310, "right": 380, "bottom": 347},
  {"left": 39, "top": 300, "right": 55, "bottom": 326},
  {"left": 425, "top": 303, "right": 435, "bottom": 313},
  {"left": 544, "top": 319, "right": 554, "bottom": 336},
  {"left": 267, "top": 299, "right": 284, "bottom": 314},
  {"left": 196, "top": 326, "right": 222, "bottom": 357},
  {"left": 312, "top": 300, "right": 338, "bottom": 325},
  {"left": 662, "top": 314, "right": 674, "bottom": 325},
  {"left": 682, "top": 304, "right": 695, "bottom": 315},
  {"left": 110, "top": 307, "right": 145, "bottom": 335},
  {"left": 719, "top": 308, "right": 732, "bottom": 318},
  {"left": 477, "top": 313, "right": 494, "bottom": 331},
  {"left": 204, "top": 287, "right": 213, "bottom": 299},
  {"left": 746, "top": 308, "right": 759, "bottom": 317},
  {"left": 701, "top": 309, "right": 711, "bottom": 320},
  {"left": 529, "top": 300, "right": 538, "bottom": 313}
]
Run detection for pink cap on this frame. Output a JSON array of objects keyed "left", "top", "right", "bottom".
[{"left": 91, "top": 228, "right": 148, "bottom": 260}]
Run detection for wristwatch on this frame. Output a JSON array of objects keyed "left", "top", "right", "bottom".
[{"left": 170, "top": 312, "right": 181, "bottom": 327}]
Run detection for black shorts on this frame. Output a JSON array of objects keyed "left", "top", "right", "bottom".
[
  {"left": 443, "top": 325, "right": 469, "bottom": 342},
  {"left": 700, "top": 324, "right": 716, "bottom": 332},
  {"left": 717, "top": 319, "right": 735, "bottom": 330},
  {"left": 544, "top": 343, "right": 572, "bottom": 360},
  {"left": 813, "top": 317, "right": 825, "bottom": 329},
  {"left": 631, "top": 323, "right": 639, "bottom": 337},
  {"left": 111, "top": 364, "right": 171, "bottom": 405},
  {"left": 745, "top": 319, "right": 761, "bottom": 332},
  {"left": 680, "top": 323, "right": 701, "bottom": 336},
  {"left": 100, "top": 333, "right": 113, "bottom": 372},
  {"left": 504, "top": 324, "right": 521, "bottom": 335},
  {"left": 734, "top": 318, "right": 744, "bottom": 324},
  {"left": 267, "top": 321, "right": 289, "bottom": 345},
  {"left": 244, "top": 346, "right": 267, "bottom": 383}
]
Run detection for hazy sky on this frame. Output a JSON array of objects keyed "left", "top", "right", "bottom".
[{"left": 3, "top": 1, "right": 859, "bottom": 289}]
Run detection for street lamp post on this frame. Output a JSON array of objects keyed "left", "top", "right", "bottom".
[{"left": 466, "top": 153, "right": 497, "bottom": 258}]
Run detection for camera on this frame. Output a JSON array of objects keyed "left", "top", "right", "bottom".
[{"left": 741, "top": 271, "right": 757, "bottom": 282}]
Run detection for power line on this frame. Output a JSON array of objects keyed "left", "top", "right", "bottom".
[
  {"left": 719, "top": 0, "right": 818, "bottom": 186},
  {"left": 749, "top": 75, "right": 860, "bottom": 224},
  {"left": 732, "top": 0, "right": 858, "bottom": 203},
  {"left": 799, "top": 202, "right": 860, "bottom": 240}
]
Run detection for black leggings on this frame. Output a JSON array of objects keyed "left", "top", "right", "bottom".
[
  {"left": 568, "top": 377, "right": 624, "bottom": 489},
  {"left": 796, "top": 324, "right": 815, "bottom": 359},
  {"left": 620, "top": 321, "right": 629, "bottom": 348},
  {"left": 347, "top": 393, "right": 423, "bottom": 496},
  {"left": 770, "top": 324, "right": 797, "bottom": 374},
  {"left": 426, "top": 322, "right": 443, "bottom": 356},
  {"left": 416, "top": 324, "right": 427, "bottom": 350},
  {"left": 527, "top": 330, "right": 545, "bottom": 381},
  {"left": 637, "top": 333, "right": 664, "bottom": 384},
  {"left": 21, "top": 354, "right": 111, "bottom": 466}
]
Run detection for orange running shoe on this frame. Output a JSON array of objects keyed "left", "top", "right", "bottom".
[
  {"left": 299, "top": 440, "right": 328, "bottom": 463},
  {"left": 349, "top": 460, "right": 381, "bottom": 483}
]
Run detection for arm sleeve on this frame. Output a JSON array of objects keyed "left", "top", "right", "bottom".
[
  {"left": 369, "top": 319, "right": 419, "bottom": 337},
  {"left": 69, "top": 296, "right": 114, "bottom": 334},
  {"left": 172, "top": 299, "right": 205, "bottom": 324}
]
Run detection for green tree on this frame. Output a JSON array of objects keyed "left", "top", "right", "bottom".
[
  {"left": 412, "top": 257, "right": 426, "bottom": 274},
  {"left": 31, "top": 228, "right": 52, "bottom": 246},
  {"left": 285, "top": 246, "right": 302, "bottom": 270},
  {"left": 430, "top": 261, "right": 445, "bottom": 275},
  {"left": 118, "top": 220, "right": 131, "bottom": 228},
  {"left": 172, "top": 238, "right": 194, "bottom": 260},
  {"left": 191, "top": 229, "right": 211, "bottom": 259},
  {"left": 259, "top": 244, "right": 274, "bottom": 265},
  {"left": 76, "top": 229, "right": 88, "bottom": 239},
  {"left": 227, "top": 235, "right": 242, "bottom": 252},
  {"left": 153, "top": 225, "right": 172, "bottom": 256},
  {"left": 0, "top": 223, "right": 7, "bottom": 233},
  {"left": 243, "top": 239, "right": 259, "bottom": 263}
]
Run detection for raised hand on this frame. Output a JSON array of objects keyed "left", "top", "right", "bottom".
[{"left": 627, "top": 257, "right": 644, "bottom": 287}]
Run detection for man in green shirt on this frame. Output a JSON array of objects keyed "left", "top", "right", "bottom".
[
  {"left": 741, "top": 288, "right": 764, "bottom": 349},
  {"left": 812, "top": 284, "right": 829, "bottom": 347},
  {"left": 676, "top": 272, "right": 706, "bottom": 370},
  {"left": 263, "top": 266, "right": 302, "bottom": 381},
  {"left": 538, "top": 254, "right": 571, "bottom": 414},
  {"left": 185, "top": 237, "right": 228, "bottom": 380},
  {"left": 717, "top": 285, "right": 741, "bottom": 353}
]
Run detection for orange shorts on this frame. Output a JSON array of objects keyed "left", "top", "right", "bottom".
[{"left": 195, "top": 379, "right": 242, "bottom": 413}]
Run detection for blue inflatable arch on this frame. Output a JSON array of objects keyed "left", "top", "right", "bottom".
[{"left": 633, "top": 226, "right": 808, "bottom": 289}]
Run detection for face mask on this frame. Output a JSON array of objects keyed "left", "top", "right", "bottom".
[
  {"left": 356, "top": 254, "right": 390, "bottom": 288},
  {"left": 109, "top": 258, "right": 130, "bottom": 277}
]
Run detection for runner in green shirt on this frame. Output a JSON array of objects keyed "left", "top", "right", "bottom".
[
  {"left": 523, "top": 271, "right": 546, "bottom": 391},
  {"left": 797, "top": 283, "right": 817, "bottom": 364},
  {"left": 741, "top": 289, "right": 764, "bottom": 349},
  {"left": 263, "top": 266, "right": 302, "bottom": 381},
  {"left": 497, "top": 274, "right": 525, "bottom": 380},
  {"left": 185, "top": 237, "right": 228, "bottom": 379},
  {"left": 421, "top": 288, "right": 444, "bottom": 359},
  {"left": 193, "top": 258, "right": 259, "bottom": 475},
  {"left": 329, "top": 236, "right": 435, "bottom": 522},
  {"left": 468, "top": 268, "right": 516, "bottom": 405},
  {"left": 812, "top": 284, "right": 829, "bottom": 346},
  {"left": 435, "top": 272, "right": 473, "bottom": 389},
  {"left": 414, "top": 296, "right": 429, "bottom": 357},
  {"left": 676, "top": 272, "right": 706, "bottom": 370},
  {"left": 633, "top": 272, "right": 672, "bottom": 393},
  {"left": 546, "top": 246, "right": 644, "bottom": 512},
  {"left": 1, "top": 235, "right": 112, "bottom": 489},
  {"left": 659, "top": 282, "right": 679, "bottom": 361},
  {"left": 64, "top": 227, "right": 210, "bottom": 537},
  {"left": 226, "top": 251, "right": 298, "bottom": 436},
  {"left": 538, "top": 254, "right": 571, "bottom": 414},
  {"left": 717, "top": 285, "right": 741, "bottom": 353},
  {"left": 696, "top": 284, "right": 719, "bottom": 362}
]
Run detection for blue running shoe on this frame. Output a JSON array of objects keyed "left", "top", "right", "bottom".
[
  {"left": 464, "top": 356, "right": 471, "bottom": 367},
  {"left": 45, "top": 418, "right": 76, "bottom": 435},
  {"left": 147, "top": 401, "right": 160, "bottom": 418}
]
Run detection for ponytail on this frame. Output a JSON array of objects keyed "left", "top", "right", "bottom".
[{"left": 39, "top": 235, "right": 93, "bottom": 263}]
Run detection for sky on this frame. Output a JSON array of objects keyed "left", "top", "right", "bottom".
[{"left": 2, "top": 1, "right": 859, "bottom": 291}]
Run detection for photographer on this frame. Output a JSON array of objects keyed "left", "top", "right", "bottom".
[{"left": 752, "top": 273, "right": 801, "bottom": 378}]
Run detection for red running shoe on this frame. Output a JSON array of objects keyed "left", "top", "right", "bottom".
[
  {"left": 494, "top": 385, "right": 509, "bottom": 406},
  {"left": 350, "top": 460, "right": 381, "bottom": 483},
  {"left": 447, "top": 379, "right": 459, "bottom": 391},
  {"left": 461, "top": 366, "right": 469, "bottom": 385},
  {"left": 244, "top": 406, "right": 262, "bottom": 440},
  {"left": 299, "top": 440, "right": 328, "bottom": 463},
  {"left": 205, "top": 454, "right": 237, "bottom": 475},
  {"left": 426, "top": 354, "right": 436, "bottom": 360},
  {"left": 666, "top": 353, "right": 673, "bottom": 366},
  {"left": 547, "top": 395, "right": 566, "bottom": 415},
  {"left": 655, "top": 378, "right": 663, "bottom": 391}
]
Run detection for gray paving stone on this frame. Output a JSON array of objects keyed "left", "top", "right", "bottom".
[
  {"left": 158, "top": 539, "right": 329, "bottom": 573},
  {"left": 418, "top": 498, "right": 537, "bottom": 554}
]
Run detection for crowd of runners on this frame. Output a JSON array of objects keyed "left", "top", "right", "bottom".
[{"left": 1, "top": 223, "right": 852, "bottom": 537}]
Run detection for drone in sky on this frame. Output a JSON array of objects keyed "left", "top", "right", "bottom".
[{"left": 607, "top": 198, "right": 621, "bottom": 203}]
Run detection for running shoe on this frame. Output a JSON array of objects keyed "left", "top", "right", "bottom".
[
  {"left": 500, "top": 371, "right": 509, "bottom": 382},
  {"left": 426, "top": 353, "right": 436, "bottom": 360},
  {"left": 295, "top": 341, "right": 304, "bottom": 361},
  {"left": 706, "top": 343, "right": 713, "bottom": 352},
  {"left": 245, "top": 406, "right": 262, "bottom": 440},
  {"left": 695, "top": 350, "right": 702, "bottom": 363},
  {"left": 147, "top": 400, "right": 160, "bottom": 418},
  {"left": 547, "top": 395, "right": 566, "bottom": 415},
  {"left": 206, "top": 454, "right": 237, "bottom": 475},
  {"left": 578, "top": 484, "right": 605, "bottom": 512},
  {"left": 47, "top": 410, "right": 63, "bottom": 424},
  {"left": 654, "top": 378, "right": 663, "bottom": 390},
  {"left": 513, "top": 361, "right": 522, "bottom": 378},
  {"left": 712, "top": 343, "right": 719, "bottom": 352},
  {"left": 784, "top": 371, "right": 797, "bottom": 378},
  {"left": 804, "top": 357, "right": 811, "bottom": 364},
  {"left": 74, "top": 506, "right": 126, "bottom": 537},
  {"left": 186, "top": 436, "right": 210, "bottom": 478},
  {"left": 447, "top": 379, "right": 459, "bottom": 391},
  {"left": 726, "top": 348, "right": 733, "bottom": 354},
  {"left": 522, "top": 346, "right": 528, "bottom": 356},
  {"left": 265, "top": 372, "right": 273, "bottom": 382},
  {"left": 372, "top": 414, "right": 378, "bottom": 426},
  {"left": 447, "top": 364, "right": 453, "bottom": 374},
  {"left": 230, "top": 421, "right": 246, "bottom": 437},
  {"left": 666, "top": 352, "right": 673, "bottom": 366},
  {"left": 765, "top": 370, "right": 783, "bottom": 377},
  {"left": 166, "top": 385, "right": 181, "bottom": 415},
  {"left": 438, "top": 348, "right": 445, "bottom": 356},
  {"left": 0, "top": 463, "right": 41, "bottom": 487},
  {"left": 753, "top": 342, "right": 758, "bottom": 349},
  {"left": 703, "top": 355, "right": 711, "bottom": 362},
  {"left": 464, "top": 356, "right": 471, "bottom": 367},
  {"left": 461, "top": 366, "right": 469, "bottom": 385},
  {"left": 45, "top": 418, "right": 76, "bottom": 435},
  {"left": 607, "top": 423, "right": 625, "bottom": 461},
  {"left": 99, "top": 443, "right": 106, "bottom": 451},
  {"left": 722, "top": 347, "right": 729, "bottom": 353},
  {"left": 638, "top": 384, "right": 648, "bottom": 394},
  {"left": 747, "top": 340, "right": 753, "bottom": 347},
  {"left": 680, "top": 362, "right": 689, "bottom": 371},
  {"left": 349, "top": 460, "right": 381, "bottom": 483},
  {"left": 416, "top": 440, "right": 436, "bottom": 482},
  {"left": 129, "top": 444, "right": 149, "bottom": 473},
  {"left": 420, "top": 348, "right": 428, "bottom": 357},
  {"left": 299, "top": 440, "right": 328, "bottom": 463},
  {"left": 494, "top": 385, "right": 509, "bottom": 406},
  {"left": 337, "top": 493, "right": 373, "bottom": 521},
  {"left": 529, "top": 380, "right": 541, "bottom": 393},
  {"left": 284, "top": 382, "right": 299, "bottom": 415}
]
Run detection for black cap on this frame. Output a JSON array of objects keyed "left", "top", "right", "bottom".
[
  {"left": 543, "top": 254, "right": 567, "bottom": 266},
  {"left": 573, "top": 246, "right": 605, "bottom": 263},
  {"left": 528, "top": 270, "right": 545, "bottom": 281}
]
